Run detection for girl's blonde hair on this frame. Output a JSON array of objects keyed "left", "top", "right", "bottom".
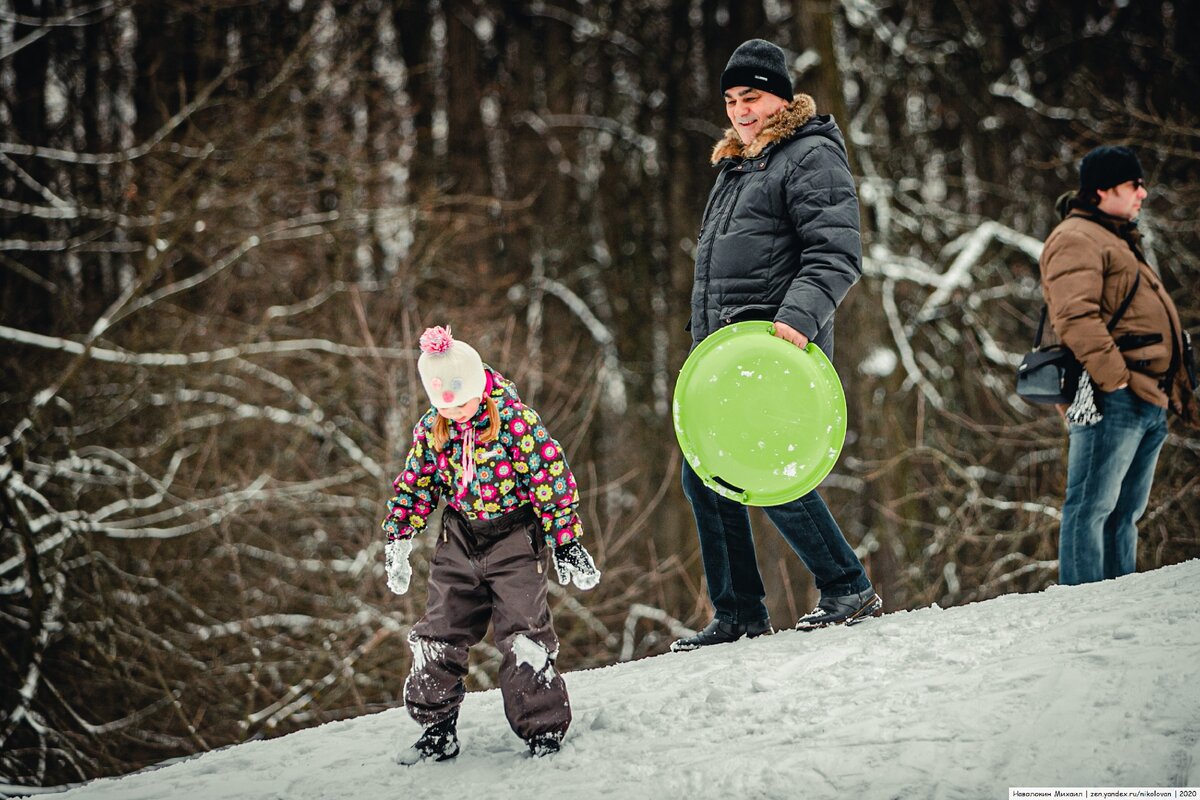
[{"left": 430, "top": 396, "right": 501, "bottom": 452}]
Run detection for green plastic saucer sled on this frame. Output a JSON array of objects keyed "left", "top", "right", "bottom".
[{"left": 673, "top": 320, "right": 848, "bottom": 506}]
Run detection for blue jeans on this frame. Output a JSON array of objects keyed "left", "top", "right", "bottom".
[
  {"left": 1059, "top": 388, "right": 1168, "bottom": 586},
  {"left": 681, "top": 461, "right": 871, "bottom": 624}
]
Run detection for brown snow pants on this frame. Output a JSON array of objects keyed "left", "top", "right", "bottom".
[{"left": 404, "top": 504, "right": 571, "bottom": 742}]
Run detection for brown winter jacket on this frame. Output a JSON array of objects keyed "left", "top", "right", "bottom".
[{"left": 1039, "top": 200, "right": 1196, "bottom": 425}]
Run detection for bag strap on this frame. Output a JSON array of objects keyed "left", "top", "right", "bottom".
[
  {"left": 1034, "top": 272, "right": 1141, "bottom": 348},
  {"left": 1033, "top": 306, "right": 1050, "bottom": 348},
  {"left": 1106, "top": 272, "right": 1141, "bottom": 333}
]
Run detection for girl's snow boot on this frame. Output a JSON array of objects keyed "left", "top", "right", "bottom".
[
  {"left": 526, "top": 732, "right": 562, "bottom": 758},
  {"left": 396, "top": 713, "right": 460, "bottom": 766}
]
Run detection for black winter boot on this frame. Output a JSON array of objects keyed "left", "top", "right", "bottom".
[
  {"left": 795, "top": 588, "right": 882, "bottom": 631},
  {"left": 670, "top": 618, "right": 772, "bottom": 652},
  {"left": 396, "top": 713, "right": 461, "bottom": 766},
  {"left": 526, "top": 732, "right": 562, "bottom": 758}
]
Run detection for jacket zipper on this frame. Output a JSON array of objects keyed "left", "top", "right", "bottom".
[{"left": 716, "top": 177, "right": 746, "bottom": 237}]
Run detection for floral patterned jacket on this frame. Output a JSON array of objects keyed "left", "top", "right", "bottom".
[{"left": 381, "top": 367, "right": 583, "bottom": 547}]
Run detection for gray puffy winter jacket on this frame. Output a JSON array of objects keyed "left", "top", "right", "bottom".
[{"left": 689, "top": 94, "right": 862, "bottom": 356}]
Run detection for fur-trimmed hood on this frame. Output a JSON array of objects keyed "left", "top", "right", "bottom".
[{"left": 710, "top": 93, "right": 818, "bottom": 163}]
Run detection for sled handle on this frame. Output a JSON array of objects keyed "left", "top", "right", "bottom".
[{"left": 710, "top": 474, "right": 749, "bottom": 504}]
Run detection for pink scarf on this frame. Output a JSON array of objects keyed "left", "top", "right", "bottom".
[
  {"left": 455, "top": 372, "right": 493, "bottom": 489},
  {"left": 457, "top": 423, "right": 476, "bottom": 488}
]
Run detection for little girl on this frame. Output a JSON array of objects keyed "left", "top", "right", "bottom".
[{"left": 382, "top": 326, "right": 600, "bottom": 764}]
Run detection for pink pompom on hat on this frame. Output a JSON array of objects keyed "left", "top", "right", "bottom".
[{"left": 417, "top": 326, "right": 486, "bottom": 409}]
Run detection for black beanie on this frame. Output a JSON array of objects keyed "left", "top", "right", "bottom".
[
  {"left": 720, "top": 39, "right": 793, "bottom": 101},
  {"left": 1079, "top": 145, "right": 1143, "bottom": 192}
]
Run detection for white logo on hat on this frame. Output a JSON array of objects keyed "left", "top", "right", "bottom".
[{"left": 755, "top": 75, "right": 768, "bottom": 81}]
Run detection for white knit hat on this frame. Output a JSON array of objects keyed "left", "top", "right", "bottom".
[{"left": 417, "top": 326, "right": 486, "bottom": 408}]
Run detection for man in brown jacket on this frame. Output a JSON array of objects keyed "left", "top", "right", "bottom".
[{"left": 1040, "top": 144, "right": 1197, "bottom": 585}]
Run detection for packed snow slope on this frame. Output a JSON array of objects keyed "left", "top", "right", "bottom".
[{"left": 32, "top": 560, "right": 1200, "bottom": 799}]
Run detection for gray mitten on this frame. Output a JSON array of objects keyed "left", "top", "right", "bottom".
[
  {"left": 385, "top": 539, "right": 413, "bottom": 595},
  {"left": 553, "top": 540, "right": 600, "bottom": 591}
]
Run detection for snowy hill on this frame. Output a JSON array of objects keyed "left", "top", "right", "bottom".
[{"left": 18, "top": 560, "right": 1200, "bottom": 800}]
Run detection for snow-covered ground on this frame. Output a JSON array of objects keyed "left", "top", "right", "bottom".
[{"left": 16, "top": 560, "right": 1200, "bottom": 800}]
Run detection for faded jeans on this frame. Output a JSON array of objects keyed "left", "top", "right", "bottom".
[
  {"left": 681, "top": 461, "right": 871, "bottom": 624},
  {"left": 1059, "top": 387, "right": 1168, "bottom": 585}
]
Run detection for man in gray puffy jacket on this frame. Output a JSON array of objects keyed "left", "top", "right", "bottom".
[{"left": 673, "top": 38, "right": 881, "bottom": 651}]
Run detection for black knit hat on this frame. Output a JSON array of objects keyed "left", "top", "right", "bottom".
[
  {"left": 720, "top": 39, "right": 793, "bottom": 101},
  {"left": 1079, "top": 145, "right": 1143, "bottom": 192}
]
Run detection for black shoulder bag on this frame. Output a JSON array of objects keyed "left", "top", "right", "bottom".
[{"left": 1016, "top": 274, "right": 1140, "bottom": 404}]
